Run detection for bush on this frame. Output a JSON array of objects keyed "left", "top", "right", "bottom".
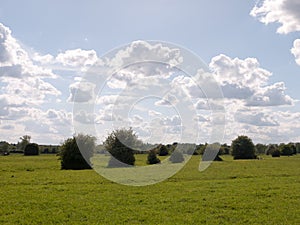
[
  {"left": 147, "top": 150, "right": 160, "bottom": 164},
  {"left": 231, "top": 136, "right": 256, "bottom": 160},
  {"left": 24, "top": 143, "right": 39, "bottom": 156},
  {"left": 158, "top": 145, "right": 169, "bottom": 156},
  {"left": 0, "top": 141, "right": 9, "bottom": 156},
  {"left": 266, "top": 144, "right": 277, "bottom": 155},
  {"left": 271, "top": 149, "right": 281, "bottom": 157},
  {"left": 169, "top": 150, "right": 184, "bottom": 163},
  {"left": 280, "top": 144, "right": 294, "bottom": 156},
  {"left": 60, "top": 134, "right": 95, "bottom": 170},
  {"left": 104, "top": 128, "right": 138, "bottom": 167}
]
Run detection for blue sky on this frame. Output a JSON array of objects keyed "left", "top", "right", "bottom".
[{"left": 0, "top": 0, "right": 300, "bottom": 145}]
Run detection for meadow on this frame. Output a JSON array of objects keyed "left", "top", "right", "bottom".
[{"left": 0, "top": 154, "right": 299, "bottom": 224}]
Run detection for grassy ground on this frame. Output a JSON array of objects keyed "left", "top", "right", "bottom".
[{"left": 0, "top": 154, "right": 299, "bottom": 224}]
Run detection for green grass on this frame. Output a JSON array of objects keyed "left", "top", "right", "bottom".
[{"left": 0, "top": 154, "right": 299, "bottom": 224}]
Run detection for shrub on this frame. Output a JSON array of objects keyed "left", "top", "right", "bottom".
[
  {"left": 0, "top": 141, "right": 9, "bottom": 156},
  {"left": 169, "top": 150, "right": 184, "bottom": 163},
  {"left": 266, "top": 144, "right": 277, "bottom": 155},
  {"left": 104, "top": 128, "right": 138, "bottom": 167},
  {"left": 24, "top": 143, "right": 39, "bottom": 156},
  {"left": 147, "top": 150, "right": 160, "bottom": 164},
  {"left": 271, "top": 149, "right": 281, "bottom": 157},
  {"left": 158, "top": 145, "right": 169, "bottom": 156},
  {"left": 231, "top": 136, "right": 256, "bottom": 160},
  {"left": 280, "top": 144, "right": 294, "bottom": 156},
  {"left": 60, "top": 134, "right": 95, "bottom": 170}
]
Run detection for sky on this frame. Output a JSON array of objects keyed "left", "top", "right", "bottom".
[{"left": 0, "top": 0, "right": 300, "bottom": 145}]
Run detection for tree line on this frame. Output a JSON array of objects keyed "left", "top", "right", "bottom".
[{"left": 1, "top": 129, "right": 299, "bottom": 170}]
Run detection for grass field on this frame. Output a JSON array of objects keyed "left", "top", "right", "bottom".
[{"left": 0, "top": 154, "right": 299, "bottom": 224}]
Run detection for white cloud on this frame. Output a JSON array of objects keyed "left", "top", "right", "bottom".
[
  {"left": 160, "top": 115, "right": 181, "bottom": 126},
  {"left": 155, "top": 93, "right": 178, "bottom": 106},
  {"left": 148, "top": 110, "right": 162, "bottom": 117},
  {"left": 108, "top": 40, "right": 183, "bottom": 68},
  {"left": 210, "top": 54, "right": 271, "bottom": 90},
  {"left": 195, "top": 99, "right": 224, "bottom": 110},
  {"left": 291, "top": 39, "right": 300, "bottom": 65},
  {"left": 73, "top": 110, "right": 95, "bottom": 124},
  {"left": 68, "top": 81, "right": 95, "bottom": 102},
  {"left": 235, "top": 110, "right": 279, "bottom": 126},
  {"left": 56, "top": 49, "right": 99, "bottom": 67},
  {"left": 209, "top": 54, "right": 294, "bottom": 106},
  {"left": 250, "top": 1, "right": 300, "bottom": 66},
  {"left": 250, "top": 0, "right": 300, "bottom": 34},
  {"left": 246, "top": 82, "right": 293, "bottom": 106}
]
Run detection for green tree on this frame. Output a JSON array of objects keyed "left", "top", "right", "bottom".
[
  {"left": 60, "top": 134, "right": 95, "bottom": 170},
  {"left": 18, "top": 135, "right": 31, "bottom": 152},
  {"left": 24, "top": 143, "right": 39, "bottom": 156},
  {"left": 255, "top": 143, "right": 267, "bottom": 155},
  {"left": 271, "top": 149, "right": 281, "bottom": 157},
  {"left": 231, "top": 136, "right": 256, "bottom": 160},
  {"left": 158, "top": 144, "right": 169, "bottom": 156},
  {"left": 0, "top": 141, "right": 9, "bottom": 155},
  {"left": 280, "top": 144, "right": 294, "bottom": 156},
  {"left": 104, "top": 128, "right": 138, "bottom": 167},
  {"left": 266, "top": 144, "right": 278, "bottom": 155},
  {"left": 147, "top": 149, "right": 160, "bottom": 164}
]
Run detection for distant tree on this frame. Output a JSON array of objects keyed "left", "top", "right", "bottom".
[
  {"left": 231, "top": 136, "right": 256, "bottom": 160},
  {"left": 295, "top": 143, "right": 300, "bottom": 154},
  {"left": 60, "top": 134, "right": 95, "bottom": 170},
  {"left": 221, "top": 143, "right": 230, "bottom": 155},
  {"left": 280, "top": 144, "right": 294, "bottom": 156},
  {"left": 288, "top": 143, "right": 297, "bottom": 155},
  {"left": 147, "top": 149, "right": 160, "bottom": 164},
  {"left": 271, "top": 149, "right": 281, "bottom": 157},
  {"left": 18, "top": 135, "right": 31, "bottom": 152},
  {"left": 0, "top": 141, "right": 9, "bottom": 155},
  {"left": 158, "top": 145, "right": 169, "bottom": 156},
  {"left": 104, "top": 128, "right": 138, "bottom": 167},
  {"left": 24, "top": 143, "right": 39, "bottom": 156},
  {"left": 256, "top": 143, "right": 267, "bottom": 155},
  {"left": 169, "top": 150, "right": 184, "bottom": 163},
  {"left": 266, "top": 144, "right": 278, "bottom": 155}
]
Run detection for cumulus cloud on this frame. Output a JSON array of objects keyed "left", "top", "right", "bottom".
[
  {"left": 68, "top": 81, "right": 95, "bottom": 102},
  {"left": 56, "top": 49, "right": 99, "bottom": 67},
  {"left": 246, "top": 82, "right": 293, "bottom": 106},
  {"left": 73, "top": 110, "right": 95, "bottom": 124},
  {"left": 108, "top": 40, "right": 183, "bottom": 68},
  {"left": 209, "top": 54, "right": 294, "bottom": 106},
  {"left": 250, "top": 0, "right": 300, "bottom": 34},
  {"left": 210, "top": 54, "right": 271, "bottom": 90},
  {"left": 235, "top": 110, "right": 279, "bottom": 126},
  {"left": 155, "top": 93, "right": 178, "bottom": 106},
  {"left": 291, "top": 39, "right": 300, "bottom": 65},
  {"left": 250, "top": 1, "right": 300, "bottom": 66},
  {"left": 195, "top": 99, "right": 224, "bottom": 110}
]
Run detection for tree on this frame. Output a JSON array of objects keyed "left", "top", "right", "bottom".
[
  {"left": 231, "top": 136, "right": 256, "bottom": 160},
  {"left": 158, "top": 144, "right": 169, "bottom": 156},
  {"left": 24, "top": 143, "right": 39, "bottom": 156},
  {"left": 169, "top": 150, "right": 184, "bottom": 163},
  {"left": 280, "top": 144, "right": 294, "bottom": 156},
  {"left": 147, "top": 150, "right": 160, "bottom": 164},
  {"left": 271, "top": 149, "right": 281, "bottom": 157},
  {"left": 266, "top": 144, "right": 278, "bottom": 156},
  {"left": 104, "top": 128, "right": 138, "bottom": 167},
  {"left": 60, "top": 134, "right": 95, "bottom": 170},
  {"left": 0, "top": 141, "right": 9, "bottom": 155},
  {"left": 18, "top": 135, "right": 31, "bottom": 152},
  {"left": 255, "top": 143, "right": 267, "bottom": 155}
]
